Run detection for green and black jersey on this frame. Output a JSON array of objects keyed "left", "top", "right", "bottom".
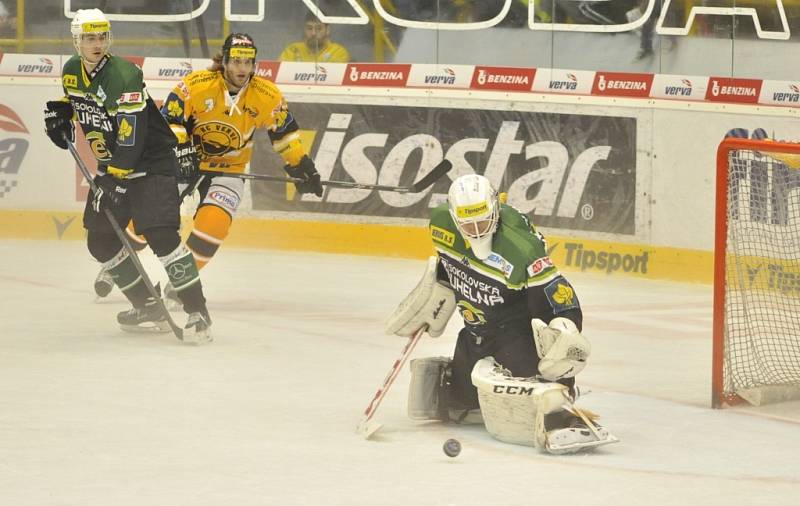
[
  {"left": 60, "top": 54, "right": 177, "bottom": 176},
  {"left": 430, "top": 203, "right": 582, "bottom": 338}
]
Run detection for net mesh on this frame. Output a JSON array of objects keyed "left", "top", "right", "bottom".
[{"left": 724, "top": 147, "right": 800, "bottom": 398}]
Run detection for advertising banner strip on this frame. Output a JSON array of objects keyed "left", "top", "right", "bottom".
[
  {"left": 0, "top": 209, "right": 713, "bottom": 284},
  {"left": 342, "top": 63, "right": 412, "bottom": 87},
  {"left": 705, "top": 77, "right": 763, "bottom": 104},
  {"left": 532, "top": 68, "right": 595, "bottom": 96},
  {"left": 592, "top": 72, "right": 654, "bottom": 98},
  {"left": 3, "top": 52, "right": 800, "bottom": 109},
  {"left": 757, "top": 80, "right": 800, "bottom": 107},
  {"left": 470, "top": 66, "right": 536, "bottom": 92},
  {"left": 649, "top": 74, "right": 708, "bottom": 102},
  {"left": 249, "top": 102, "right": 638, "bottom": 236}
]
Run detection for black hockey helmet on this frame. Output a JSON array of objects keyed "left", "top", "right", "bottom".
[{"left": 222, "top": 33, "right": 257, "bottom": 63}]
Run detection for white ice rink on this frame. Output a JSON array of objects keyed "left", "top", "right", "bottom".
[{"left": 1, "top": 239, "right": 799, "bottom": 505}]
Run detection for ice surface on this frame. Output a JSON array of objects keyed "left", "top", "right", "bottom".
[{"left": 1, "top": 240, "right": 798, "bottom": 505}]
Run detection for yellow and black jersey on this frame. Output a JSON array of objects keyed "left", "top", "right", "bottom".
[{"left": 160, "top": 69, "right": 306, "bottom": 173}]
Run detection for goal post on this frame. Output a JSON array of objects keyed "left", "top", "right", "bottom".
[{"left": 713, "top": 137, "right": 800, "bottom": 408}]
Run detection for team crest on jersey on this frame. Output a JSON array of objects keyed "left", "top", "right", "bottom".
[
  {"left": 116, "top": 115, "right": 136, "bottom": 146},
  {"left": 544, "top": 278, "right": 580, "bottom": 313},
  {"left": 271, "top": 100, "right": 289, "bottom": 129},
  {"left": 457, "top": 300, "right": 487, "bottom": 326},
  {"left": 204, "top": 98, "right": 214, "bottom": 112},
  {"left": 484, "top": 252, "right": 513, "bottom": 278},
  {"left": 193, "top": 121, "right": 243, "bottom": 157},
  {"left": 96, "top": 85, "right": 107, "bottom": 102},
  {"left": 527, "top": 256, "right": 554, "bottom": 277},
  {"left": 166, "top": 99, "right": 183, "bottom": 119},
  {"left": 431, "top": 225, "right": 455, "bottom": 247}
]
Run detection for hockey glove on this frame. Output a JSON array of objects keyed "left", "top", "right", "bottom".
[
  {"left": 173, "top": 140, "right": 199, "bottom": 184},
  {"left": 44, "top": 100, "right": 74, "bottom": 150},
  {"left": 91, "top": 174, "right": 128, "bottom": 212},
  {"left": 284, "top": 155, "right": 323, "bottom": 197}
]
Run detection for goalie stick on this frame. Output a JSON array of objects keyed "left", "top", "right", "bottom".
[
  {"left": 200, "top": 159, "right": 453, "bottom": 194},
  {"left": 65, "top": 139, "right": 184, "bottom": 341},
  {"left": 356, "top": 326, "right": 426, "bottom": 439}
]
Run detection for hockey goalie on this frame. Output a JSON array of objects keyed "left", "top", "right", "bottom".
[{"left": 385, "top": 174, "right": 618, "bottom": 454}]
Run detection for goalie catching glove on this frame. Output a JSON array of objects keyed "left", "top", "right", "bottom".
[
  {"left": 532, "top": 317, "right": 591, "bottom": 381},
  {"left": 385, "top": 256, "right": 456, "bottom": 338}
]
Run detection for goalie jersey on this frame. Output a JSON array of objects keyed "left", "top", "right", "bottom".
[
  {"left": 160, "top": 70, "right": 306, "bottom": 173},
  {"left": 430, "top": 203, "right": 583, "bottom": 338},
  {"left": 60, "top": 54, "right": 177, "bottom": 176}
]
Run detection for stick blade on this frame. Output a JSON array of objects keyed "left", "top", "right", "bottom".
[
  {"left": 356, "top": 419, "right": 383, "bottom": 439},
  {"left": 411, "top": 159, "right": 453, "bottom": 192}
]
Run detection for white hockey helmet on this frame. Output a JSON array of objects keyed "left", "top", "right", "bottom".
[
  {"left": 448, "top": 174, "right": 500, "bottom": 260},
  {"left": 71, "top": 9, "right": 112, "bottom": 54}
]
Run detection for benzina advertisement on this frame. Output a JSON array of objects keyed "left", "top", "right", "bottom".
[{"left": 250, "top": 103, "right": 637, "bottom": 235}]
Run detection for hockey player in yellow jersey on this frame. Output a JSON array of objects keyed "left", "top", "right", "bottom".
[{"left": 94, "top": 33, "right": 324, "bottom": 306}]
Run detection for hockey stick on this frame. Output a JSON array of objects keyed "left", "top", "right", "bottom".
[
  {"left": 65, "top": 139, "right": 184, "bottom": 341},
  {"left": 356, "top": 326, "right": 427, "bottom": 439},
  {"left": 200, "top": 159, "right": 453, "bottom": 194}
]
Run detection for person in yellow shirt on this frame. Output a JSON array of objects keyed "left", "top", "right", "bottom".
[
  {"left": 94, "top": 33, "right": 323, "bottom": 306},
  {"left": 279, "top": 12, "right": 350, "bottom": 63}
]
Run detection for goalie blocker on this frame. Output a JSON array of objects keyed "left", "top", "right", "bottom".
[{"left": 385, "top": 256, "right": 456, "bottom": 338}]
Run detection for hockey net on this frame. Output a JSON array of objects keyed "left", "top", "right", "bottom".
[{"left": 713, "top": 137, "right": 800, "bottom": 408}]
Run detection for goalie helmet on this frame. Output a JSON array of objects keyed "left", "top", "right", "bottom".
[
  {"left": 222, "top": 32, "right": 257, "bottom": 63},
  {"left": 447, "top": 174, "right": 500, "bottom": 260},
  {"left": 70, "top": 9, "right": 112, "bottom": 55}
]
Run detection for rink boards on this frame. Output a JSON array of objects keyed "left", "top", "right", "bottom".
[{"left": 1, "top": 73, "right": 798, "bottom": 284}]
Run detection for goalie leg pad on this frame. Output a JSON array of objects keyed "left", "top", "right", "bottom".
[
  {"left": 407, "top": 356, "right": 451, "bottom": 421},
  {"left": 471, "top": 357, "right": 571, "bottom": 447},
  {"left": 385, "top": 256, "right": 456, "bottom": 337}
]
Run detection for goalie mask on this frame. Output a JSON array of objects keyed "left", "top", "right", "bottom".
[
  {"left": 70, "top": 9, "right": 112, "bottom": 63},
  {"left": 448, "top": 174, "right": 500, "bottom": 260}
]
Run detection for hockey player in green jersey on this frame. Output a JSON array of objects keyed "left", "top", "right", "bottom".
[
  {"left": 43, "top": 8, "right": 212, "bottom": 343},
  {"left": 386, "top": 174, "right": 617, "bottom": 453}
]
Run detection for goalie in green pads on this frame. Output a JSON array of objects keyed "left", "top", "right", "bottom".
[{"left": 386, "top": 174, "right": 617, "bottom": 454}]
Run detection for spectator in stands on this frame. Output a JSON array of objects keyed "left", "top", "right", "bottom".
[
  {"left": 0, "top": 1, "right": 16, "bottom": 36},
  {"left": 279, "top": 12, "right": 350, "bottom": 63}
]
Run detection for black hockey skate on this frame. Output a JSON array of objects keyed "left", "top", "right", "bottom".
[
  {"left": 183, "top": 310, "right": 212, "bottom": 344},
  {"left": 94, "top": 266, "right": 114, "bottom": 298},
  {"left": 117, "top": 297, "right": 171, "bottom": 333}
]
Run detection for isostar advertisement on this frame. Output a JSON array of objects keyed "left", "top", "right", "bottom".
[{"left": 250, "top": 103, "right": 637, "bottom": 235}]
